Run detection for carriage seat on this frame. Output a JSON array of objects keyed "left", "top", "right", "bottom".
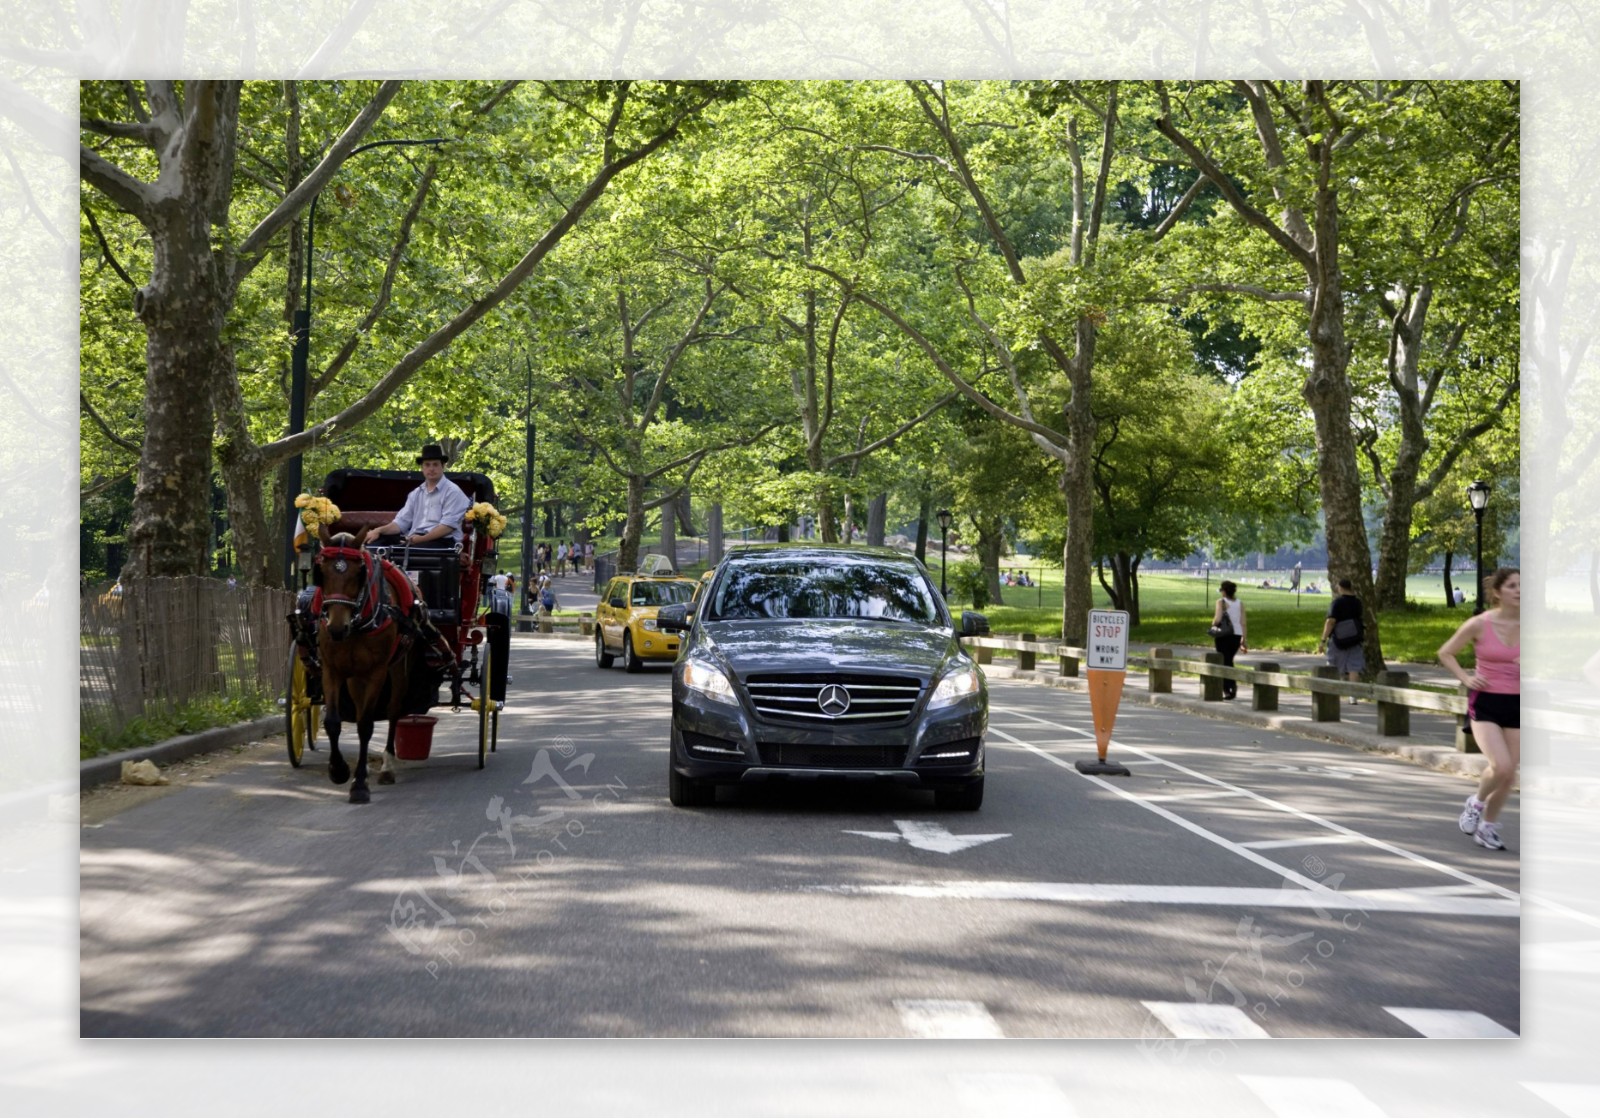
[{"left": 328, "top": 510, "right": 395, "bottom": 538}]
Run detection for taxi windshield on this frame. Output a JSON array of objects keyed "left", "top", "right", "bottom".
[{"left": 630, "top": 581, "right": 697, "bottom": 607}]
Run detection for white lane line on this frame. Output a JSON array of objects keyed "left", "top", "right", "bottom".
[
  {"left": 1521, "top": 1082, "right": 1600, "bottom": 1116},
  {"left": 1238, "top": 1075, "right": 1386, "bottom": 1118},
  {"left": 1142, "top": 1001, "right": 1271, "bottom": 1039},
  {"left": 806, "top": 881, "right": 1518, "bottom": 916},
  {"left": 1384, "top": 1007, "right": 1518, "bottom": 1038},
  {"left": 1139, "top": 788, "right": 1246, "bottom": 804},
  {"left": 1524, "top": 939, "right": 1600, "bottom": 973},
  {"left": 894, "top": 999, "right": 1006, "bottom": 1038},
  {"left": 986, "top": 727, "right": 1334, "bottom": 895},
  {"left": 948, "top": 1074, "right": 1075, "bottom": 1116},
  {"left": 1241, "top": 834, "right": 1365, "bottom": 850},
  {"left": 989, "top": 705, "right": 1521, "bottom": 904}
]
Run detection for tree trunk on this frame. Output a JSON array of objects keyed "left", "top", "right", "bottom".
[
  {"left": 1442, "top": 549, "right": 1455, "bottom": 607},
  {"left": 1058, "top": 321, "right": 1098, "bottom": 646},
  {"left": 659, "top": 492, "right": 677, "bottom": 567},
  {"left": 1303, "top": 181, "right": 1381, "bottom": 674},
  {"left": 125, "top": 208, "right": 231, "bottom": 580},
  {"left": 915, "top": 494, "right": 929, "bottom": 565},
  {"left": 974, "top": 514, "right": 1005, "bottom": 607},
  {"left": 866, "top": 493, "right": 887, "bottom": 546},
  {"left": 619, "top": 474, "right": 645, "bottom": 573},
  {"left": 707, "top": 503, "right": 723, "bottom": 565}
]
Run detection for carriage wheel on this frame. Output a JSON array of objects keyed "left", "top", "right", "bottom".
[
  {"left": 477, "top": 641, "right": 492, "bottom": 770},
  {"left": 285, "top": 642, "right": 320, "bottom": 768}
]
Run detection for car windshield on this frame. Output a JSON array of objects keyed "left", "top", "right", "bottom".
[
  {"left": 709, "top": 560, "right": 940, "bottom": 623},
  {"left": 631, "top": 581, "right": 697, "bottom": 607}
]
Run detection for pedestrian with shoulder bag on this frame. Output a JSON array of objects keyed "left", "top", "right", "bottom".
[
  {"left": 1315, "top": 578, "right": 1366, "bottom": 700},
  {"left": 1210, "top": 580, "right": 1247, "bottom": 700}
]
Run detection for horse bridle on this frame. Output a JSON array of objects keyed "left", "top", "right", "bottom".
[{"left": 316, "top": 544, "right": 387, "bottom": 638}]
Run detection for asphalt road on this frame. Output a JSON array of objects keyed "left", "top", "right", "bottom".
[{"left": 81, "top": 635, "right": 1521, "bottom": 1040}]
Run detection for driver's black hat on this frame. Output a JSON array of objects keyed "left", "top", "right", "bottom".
[{"left": 417, "top": 443, "right": 450, "bottom": 464}]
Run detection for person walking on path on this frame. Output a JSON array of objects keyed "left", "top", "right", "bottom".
[
  {"left": 1316, "top": 578, "right": 1367, "bottom": 700},
  {"left": 1438, "top": 567, "right": 1520, "bottom": 851},
  {"left": 1210, "top": 580, "right": 1247, "bottom": 700}
]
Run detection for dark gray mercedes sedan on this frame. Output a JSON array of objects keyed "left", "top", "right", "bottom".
[{"left": 656, "top": 545, "right": 989, "bottom": 809}]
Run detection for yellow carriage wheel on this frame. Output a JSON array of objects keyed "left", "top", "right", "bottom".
[{"left": 285, "top": 642, "right": 320, "bottom": 768}]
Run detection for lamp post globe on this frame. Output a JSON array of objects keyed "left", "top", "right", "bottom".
[
  {"left": 1467, "top": 480, "right": 1491, "bottom": 614},
  {"left": 936, "top": 509, "right": 952, "bottom": 599}
]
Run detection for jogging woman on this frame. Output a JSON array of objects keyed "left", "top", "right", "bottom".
[{"left": 1437, "top": 567, "right": 1520, "bottom": 850}]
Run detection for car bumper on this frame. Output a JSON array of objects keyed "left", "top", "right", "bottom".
[
  {"left": 669, "top": 687, "right": 986, "bottom": 790},
  {"left": 630, "top": 630, "right": 681, "bottom": 659}
]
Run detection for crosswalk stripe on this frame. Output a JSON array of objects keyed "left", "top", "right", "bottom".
[
  {"left": 894, "top": 999, "right": 1006, "bottom": 1038},
  {"left": 948, "top": 1073, "right": 1075, "bottom": 1116},
  {"left": 1238, "top": 1075, "right": 1386, "bottom": 1117},
  {"left": 1142, "top": 1001, "right": 1271, "bottom": 1039},
  {"left": 1520, "top": 1081, "right": 1600, "bottom": 1116},
  {"left": 1139, "top": 789, "right": 1246, "bottom": 804},
  {"left": 1383, "top": 1007, "right": 1517, "bottom": 1037}
]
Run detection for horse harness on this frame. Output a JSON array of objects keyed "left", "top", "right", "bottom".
[{"left": 314, "top": 545, "right": 444, "bottom": 662}]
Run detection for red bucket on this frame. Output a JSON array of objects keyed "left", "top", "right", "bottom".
[{"left": 394, "top": 715, "right": 437, "bottom": 761}]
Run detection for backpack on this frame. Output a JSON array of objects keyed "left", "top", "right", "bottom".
[
  {"left": 540, "top": 589, "right": 555, "bottom": 610},
  {"left": 1332, "top": 615, "right": 1362, "bottom": 649}
]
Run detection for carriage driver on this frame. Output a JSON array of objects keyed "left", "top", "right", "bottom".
[{"left": 372, "top": 443, "right": 473, "bottom": 549}]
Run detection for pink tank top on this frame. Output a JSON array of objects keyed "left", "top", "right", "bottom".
[{"left": 1474, "top": 614, "right": 1520, "bottom": 694}]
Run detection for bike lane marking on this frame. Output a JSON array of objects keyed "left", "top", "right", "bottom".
[{"left": 987, "top": 704, "right": 1520, "bottom": 904}]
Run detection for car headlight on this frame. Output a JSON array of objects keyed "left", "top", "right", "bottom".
[
  {"left": 928, "top": 665, "right": 981, "bottom": 709},
  {"left": 682, "top": 657, "right": 738, "bottom": 706},
  {"left": 641, "top": 618, "right": 660, "bottom": 631}
]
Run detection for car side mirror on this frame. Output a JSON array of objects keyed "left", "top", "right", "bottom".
[
  {"left": 961, "top": 610, "right": 989, "bottom": 636},
  {"left": 657, "top": 603, "right": 691, "bottom": 633}
]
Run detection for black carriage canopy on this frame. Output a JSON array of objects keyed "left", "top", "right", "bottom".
[{"left": 321, "top": 467, "right": 498, "bottom": 520}]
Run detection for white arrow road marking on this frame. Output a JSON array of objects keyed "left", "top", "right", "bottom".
[
  {"left": 894, "top": 999, "right": 1006, "bottom": 1038},
  {"left": 1384, "top": 1007, "right": 1517, "bottom": 1037},
  {"left": 844, "top": 819, "right": 1011, "bottom": 854}
]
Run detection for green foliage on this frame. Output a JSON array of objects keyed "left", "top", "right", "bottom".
[{"left": 80, "top": 688, "right": 280, "bottom": 759}]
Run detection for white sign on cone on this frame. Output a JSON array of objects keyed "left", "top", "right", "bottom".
[{"left": 1087, "top": 610, "right": 1130, "bottom": 670}]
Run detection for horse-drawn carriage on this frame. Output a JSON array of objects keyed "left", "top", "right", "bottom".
[{"left": 285, "top": 468, "right": 511, "bottom": 801}]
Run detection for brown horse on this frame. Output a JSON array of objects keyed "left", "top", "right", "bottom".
[{"left": 315, "top": 527, "right": 427, "bottom": 803}]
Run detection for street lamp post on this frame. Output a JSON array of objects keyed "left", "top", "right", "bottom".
[
  {"left": 937, "top": 509, "right": 952, "bottom": 600},
  {"left": 283, "top": 137, "right": 450, "bottom": 586},
  {"left": 1467, "top": 479, "right": 1491, "bottom": 614}
]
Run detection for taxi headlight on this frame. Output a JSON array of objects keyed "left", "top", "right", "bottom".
[
  {"left": 641, "top": 618, "right": 660, "bottom": 631},
  {"left": 928, "top": 665, "right": 981, "bottom": 709},
  {"left": 683, "top": 658, "right": 738, "bottom": 706}
]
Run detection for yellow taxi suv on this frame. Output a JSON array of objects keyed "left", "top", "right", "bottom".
[{"left": 595, "top": 574, "right": 701, "bottom": 673}]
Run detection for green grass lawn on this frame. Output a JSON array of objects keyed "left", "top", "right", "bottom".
[{"left": 958, "top": 569, "right": 1476, "bottom": 666}]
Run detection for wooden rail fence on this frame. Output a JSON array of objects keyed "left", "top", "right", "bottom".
[{"left": 962, "top": 635, "right": 1477, "bottom": 749}]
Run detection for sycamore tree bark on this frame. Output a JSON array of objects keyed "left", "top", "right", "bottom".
[
  {"left": 81, "top": 81, "right": 248, "bottom": 578},
  {"left": 1156, "top": 80, "right": 1383, "bottom": 669}
]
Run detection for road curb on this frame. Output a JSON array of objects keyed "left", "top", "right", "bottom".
[
  {"left": 79, "top": 715, "right": 282, "bottom": 791},
  {"left": 980, "top": 664, "right": 1489, "bottom": 781}
]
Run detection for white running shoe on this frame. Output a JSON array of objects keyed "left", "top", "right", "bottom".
[
  {"left": 1459, "top": 796, "right": 1484, "bottom": 834},
  {"left": 1474, "top": 821, "right": 1506, "bottom": 850}
]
